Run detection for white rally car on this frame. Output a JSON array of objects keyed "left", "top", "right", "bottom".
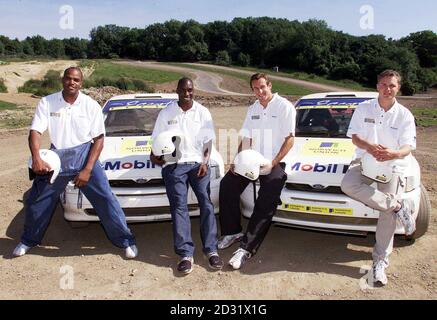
[
  {"left": 62, "top": 94, "right": 224, "bottom": 223},
  {"left": 240, "top": 92, "right": 431, "bottom": 239}
]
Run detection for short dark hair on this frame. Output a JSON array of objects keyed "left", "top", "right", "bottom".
[
  {"left": 177, "top": 77, "right": 193, "bottom": 89},
  {"left": 377, "top": 69, "right": 402, "bottom": 85},
  {"left": 250, "top": 73, "right": 270, "bottom": 89},
  {"left": 63, "top": 67, "right": 83, "bottom": 80}
]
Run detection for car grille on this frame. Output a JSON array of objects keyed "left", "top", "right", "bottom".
[
  {"left": 109, "top": 178, "right": 165, "bottom": 188},
  {"left": 285, "top": 183, "right": 344, "bottom": 194},
  {"left": 85, "top": 204, "right": 199, "bottom": 217}
]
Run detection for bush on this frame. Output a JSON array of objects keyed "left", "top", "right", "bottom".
[
  {"left": 401, "top": 80, "right": 418, "bottom": 96},
  {"left": 215, "top": 50, "right": 231, "bottom": 66},
  {"left": 115, "top": 77, "right": 132, "bottom": 90},
  {"left": 84, "top": 77, "right": 154, "bottom": 92},
  {"left": 237, "top": 53, "right": 251, "bottom": 67},
  {"left": 131, "top": 79, "right": 153, "bottom": 92},
  {"left": 0, "top": 78, "right": 7, "bottom": 93},
  {"left": 18, "top": 69, "right": 62, "bottom": 96}
]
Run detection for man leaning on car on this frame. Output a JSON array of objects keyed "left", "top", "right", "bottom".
[
  {"left": 341, "top": 69, "right": 417, "bottom": 286},
  {"left": 150, "top": 77, "right": 224, "bottom": 275},
  {"left": 13, "top": 67, "right": 138, "bottom": 259}
]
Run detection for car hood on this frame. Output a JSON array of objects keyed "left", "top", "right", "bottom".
[
  {"left": 282, "top": 137, "right": 355, "bottom": 187},
  {"left": 100, "top": 136, "right": 161, "bottom": 180}
]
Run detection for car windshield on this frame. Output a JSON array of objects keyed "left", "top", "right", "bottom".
[
  {"left": 104, "top": 108, "right": 162, "bottom": 136},
  {"left": 295, "top": 97, "right": 373, "bottom": 138},
  {"left": 103, "top": 98, "right": 175, "bottom": 137}
]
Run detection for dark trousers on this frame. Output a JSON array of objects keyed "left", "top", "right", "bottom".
[{"left": 219, "top": 163, "right": 287, "bottom": 255}]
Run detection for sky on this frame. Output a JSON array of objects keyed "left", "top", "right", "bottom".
[{"left": 0, "top": 0, "right": 436, "bottom": 40}]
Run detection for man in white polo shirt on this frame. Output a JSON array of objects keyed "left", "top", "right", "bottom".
[
  {"left": 341, "top": 69, "right": 417, "bottom": 286},
  {"left": 150, "top": 77, "right": 223, "bottom": 275},
  {"left": 13, "top": 67, "right": 137, "bottom": 259},
  {"left": 218, "top": 73, "right": 296, "bottom": 270}
]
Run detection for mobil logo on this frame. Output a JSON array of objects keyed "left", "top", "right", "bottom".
[
  {"left": 104, "top": 159, "right": 156, "bottom": 171},
  {"left": 290, "top": 162, "right": 349, "bottom": 174}
]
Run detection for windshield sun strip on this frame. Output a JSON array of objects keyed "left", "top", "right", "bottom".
[
  {"left": 108, "top": 105, "right": 165, "bottom": 111},
  {"left": 296, "top": 105, "right": 358, "bottom": 110}
]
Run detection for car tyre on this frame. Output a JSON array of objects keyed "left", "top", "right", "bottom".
[{"left": 405, "top": 183, "right": 431, "bottom": 241}]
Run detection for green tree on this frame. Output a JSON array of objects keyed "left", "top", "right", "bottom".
[
  {"left": 178, "top": 20, "right": 209, "bottom": 61},
  {"left": 27, "top": 35, "right": 48, "bottom": 55},
  {"left": 88, "top": 25, "right": 129, "bottom": 58},
  {"left": 0, "top": 41, "right": 5, "bottom": 56},
  {"left": 47, "top": 39, "right": 65, "bottom": 58},
  {"left": 21, "top": 39, "right": 34, "bottom": 55},
  {"left": 400, "top": 31, "right": 437, "bottom": 68},
  {"left": 63, "top": 37, "right": 88, "bottom": 59}
]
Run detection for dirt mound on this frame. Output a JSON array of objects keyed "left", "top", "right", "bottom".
[
  {"left": 82, "top": 86, "right": 134, "bottom": 106},
  {"left": 0, "top": 60, "right": 78, "bottom": 94}
]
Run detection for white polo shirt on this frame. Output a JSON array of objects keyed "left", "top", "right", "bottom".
[
  {"left": 240, "top": 93, "right": 296, "bottom": 160},
  {"left": 347, "top": 98, "right": 416, "bottom": 163},
  {"left": 151, "top": 100, "right": 215, "bottom": 163},
  {"left": 30, "top": 91, "right": 105, "bottom": 149}
]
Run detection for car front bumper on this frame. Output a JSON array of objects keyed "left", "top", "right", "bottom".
[
  {"left": 61, "top": 178, "right": 222, "bottom": 223},
  {"left": 240, "top": 183, "right": 420, "bottom": 235}
]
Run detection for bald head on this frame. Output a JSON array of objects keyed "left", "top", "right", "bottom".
[
  {"left": 63, "top": 67, "right": 83, "bottom": 80},
  {"left": 177, "top": 77, "right": 193, "bottom": 90},
  {"left": 176, "top": 77, "right": 194, "bottom": 108}
]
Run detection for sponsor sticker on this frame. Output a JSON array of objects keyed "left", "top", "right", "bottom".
[
  {"left": 120, "top": 137, "right": 152, "bottom": 155},
  {"left": 300, "top": 139, "right": 355, "bottom": 158},
  {"left": 281, "top": 203, "right": 353, "bottom": 216}
]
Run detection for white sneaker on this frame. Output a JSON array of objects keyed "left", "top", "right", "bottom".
[
  {"left": 396, "top": 199, "right": 416, "bottom": 236},
  {"left": 372, "top": 260, "right": 388, "bottom": 285},
  {"left": 228, "top": 248, "right": 251, "bottom": 270},
  {"left": 13, "top": 242, "right": 31, "bottom": 257},
  {"left": 218, "top": 232, "right": 244, "bottom": 250},
  {"left": 125, "top": 245, "right": 138, "bottom": 259}
]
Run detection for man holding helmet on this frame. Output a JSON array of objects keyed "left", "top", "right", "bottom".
[
  {"left": 13, "top": 67, "right": 137, "bottom": 259},
  {"left": 150, "top": 77, "right": 223, "bottom": 275},
  {"left": 341, "top": 69, "right": 417, "bottom": 286},
  {"left": 218, "top": 73, "right": 296, "bottom": 270}
]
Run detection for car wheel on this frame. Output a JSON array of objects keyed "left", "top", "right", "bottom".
[{"left": 406, "top": 183, "right": 431, "bottom": 241}]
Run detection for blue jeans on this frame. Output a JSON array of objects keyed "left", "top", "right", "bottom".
[
  {"left": 162, "top": 163, "right": 218, "bottom": 257},
  {"left": 22, "top": 161, "right": 136, "bottom": 249}
]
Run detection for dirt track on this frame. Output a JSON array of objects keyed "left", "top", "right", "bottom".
[
  {"left": 116, "top": 61, "right": 251, "bottom": 96},
  {"left": 0, "top": 61, "right": 436, "bottom": 300}
]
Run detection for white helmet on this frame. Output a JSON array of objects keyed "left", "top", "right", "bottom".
[
  {"left": 152, "top": 130, "right": 184, "bottom": 164},
  {"left": 28, "top": 149, "right": 61, "bottom": 184},
  {"left": 233, "top": 149, "right": 271, "bottom": 181},
  {"left": 360, "top": 152, "right": 394, "bottom": 183}
]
